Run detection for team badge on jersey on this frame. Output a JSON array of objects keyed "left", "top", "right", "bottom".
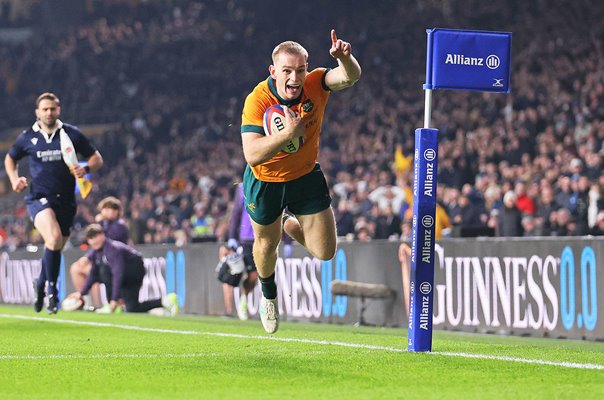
[{"left": 302, "top": 99, "right": 314, "bottom": 113}]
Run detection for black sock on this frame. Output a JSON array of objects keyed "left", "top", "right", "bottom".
[
  {"left": 43, "top": 248, "right": 62, "bottom": 296},
  {"left": 259, "top": 273, "right": 277, "bottom": 300},
  {"left": 36, "top": 263, "right": 47, "bottom": 292}
]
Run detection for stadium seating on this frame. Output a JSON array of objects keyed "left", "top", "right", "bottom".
[{"left": 0, "top": 0, "right": 602, "bottom": 250}]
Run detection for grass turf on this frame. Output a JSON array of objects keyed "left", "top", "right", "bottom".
[{"left": 0, "top": 305, "right": 603, "bottom": 399}]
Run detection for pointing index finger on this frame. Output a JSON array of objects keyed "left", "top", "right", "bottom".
[{"left": 331, "top": 29, "right": 337, "bottom": 45}]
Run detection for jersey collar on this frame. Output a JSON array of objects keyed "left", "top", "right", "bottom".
[
  {"left": 32, "top": 119, "right": 64, "bottom": 143},
  {"left": 267, "top": 77, "right": 303, "bottom": 107}
]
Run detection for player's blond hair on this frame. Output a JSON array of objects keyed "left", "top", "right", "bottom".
[
  {"left": 35, "top": 92, "right": 60, "bottom": 108},
  {"left": 272, "top": 41, "right": 308, "bottom": 63}
]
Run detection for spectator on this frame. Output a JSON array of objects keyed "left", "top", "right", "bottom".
[
  {"left": 522, "top": 215, "right": 540, "bottom": 237},
  {"left": 555, "top": 176, "right": 574, "bottom": 213},
  {"left": 571, "top": 176, "right": 591, "bottom": 235},
  {"left": 552, "top": 208, "right": 572, "bottom": 237},
  {"left": 368, "top": 181, "right": 407, "bottom": 216},
  {"left": 535, "top": 185, "right": 558, "bottom": 236},
  {"left": 589, "top": 212, "right": 604, "bottom": 236},
  {"left": 374, "top": 205, "right": 402, "bottom": 240},
  {"left": 335, "top": 199, "right": 356, "bottom": 238},
  {"left": 190, "top": 203, "right": 215, "bottom": 242},
  {"left": 451, "top": 194, "right": 487, "bottom": 236},
  {"left": 587, "top": 183, "right": 602, "bottom": 228},
  {"left": 497, "top": 191, "right": 523, "bottom": 237},
  {"left": 514, "top": 181, "right": 536, "bottom": 216},
  {"left": 0, "top": 0, "right": 602, "bottom": 247}
]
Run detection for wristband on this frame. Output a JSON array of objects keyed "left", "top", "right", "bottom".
[{"left": 84, "top": 165, "right": 91, "bottom": 174}]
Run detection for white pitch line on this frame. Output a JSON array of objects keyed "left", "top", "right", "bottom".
[
  {"left": 0, "top": 353, "right": 210, "bottom": 360},
  {"left": 429, "top": 351, "right": 604, "bottom": 370},
  {"left": 0, "top": 351, "right": 327, "bottom": 361},
  {"left": 1, "top": 313, "right": 603, "bottom": 371}
]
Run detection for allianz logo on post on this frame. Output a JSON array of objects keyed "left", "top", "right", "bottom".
[{"left": 445, "top": 53, "right": 500, "bottom": 70}]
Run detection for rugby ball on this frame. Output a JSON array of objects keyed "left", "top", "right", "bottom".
[
  {"left": 263, "top": 104, "right": 303, "bottom": 154},
  {"left": 61, "top": 296, "right": 84, "bottom": 312}
]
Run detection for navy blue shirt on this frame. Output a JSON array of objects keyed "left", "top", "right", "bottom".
[
  {"left": 101, "top": 218, "right": 130, "bottom": 244},
  {"left": 8, "top": 121, "right": 96, "bottom": 201},
  {"left": 82, "top": 238, "right": 145, "bottom": 301},
  {"left": 87, "top": 218, "right": 130, "bottom": 262}
]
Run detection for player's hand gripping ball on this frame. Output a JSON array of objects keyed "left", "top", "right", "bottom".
[{"left": 263, "top": 105, "right": 303, "bottom": 154}]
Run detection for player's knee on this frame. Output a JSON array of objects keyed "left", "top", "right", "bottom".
[
  {"left": 254, "top": 236, "right": 280, "bottom": 254},
  {"left": 315, "top": 246, "right": 336, "bottom": 261},
  {"left": 69, "top": 263, "right": 78, "bottom": 277},
  {"left": 45, "top": 237, "right": 63, "bottom": 250},
  {"left": 70, "top": 259, "right": 84, "bottom": 274}
]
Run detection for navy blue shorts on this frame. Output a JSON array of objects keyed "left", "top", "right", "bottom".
[{"left": 26, "top": 194, "right": 77, "bottom": 237}]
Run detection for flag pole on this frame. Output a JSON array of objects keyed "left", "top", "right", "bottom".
[
  {"left": 424, "top": 88, "right": 432, "bottom": 129},
  {"left": 408, "top": 27, "right": 512, "bottom": 353},
  {"left": 408, "top": 32, "right": 438, "bottom": 352}
]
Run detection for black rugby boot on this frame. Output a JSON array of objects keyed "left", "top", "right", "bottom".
[
  {"left": 33, "top": 280, "right": 45, "bottom": 313},
  {"left": 47, "top": 294, "right": 58, "bottom": 314}
]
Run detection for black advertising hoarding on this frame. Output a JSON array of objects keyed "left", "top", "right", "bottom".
[{"left": 1, "top": 238, "right": 602, "bottom": 340}]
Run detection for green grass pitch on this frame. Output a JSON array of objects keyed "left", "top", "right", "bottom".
[{"left": 0, "top": 304, "right": 603, "bottom": 399}]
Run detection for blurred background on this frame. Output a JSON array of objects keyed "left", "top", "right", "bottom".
[{"left": 0, "top": 0, "right": 602, "bottom": 250}]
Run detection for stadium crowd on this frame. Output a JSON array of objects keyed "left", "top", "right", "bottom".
[{"left": 0, "top": 0, "right": 603, "bottom": 250}]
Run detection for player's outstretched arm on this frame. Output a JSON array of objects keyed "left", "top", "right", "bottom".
[
  {"left": 4, "top": 154, "right": 28, "bottom": 192},
  {"left": 324, "top": 29, "right": 361, "bottom": 91},
  {"left": 87, "top": 151, "right": 104, "bottom": 171}
]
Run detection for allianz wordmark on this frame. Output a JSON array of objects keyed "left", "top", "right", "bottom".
[{"left": 431, "top": 243, "right": 598, "bottom": 335}]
